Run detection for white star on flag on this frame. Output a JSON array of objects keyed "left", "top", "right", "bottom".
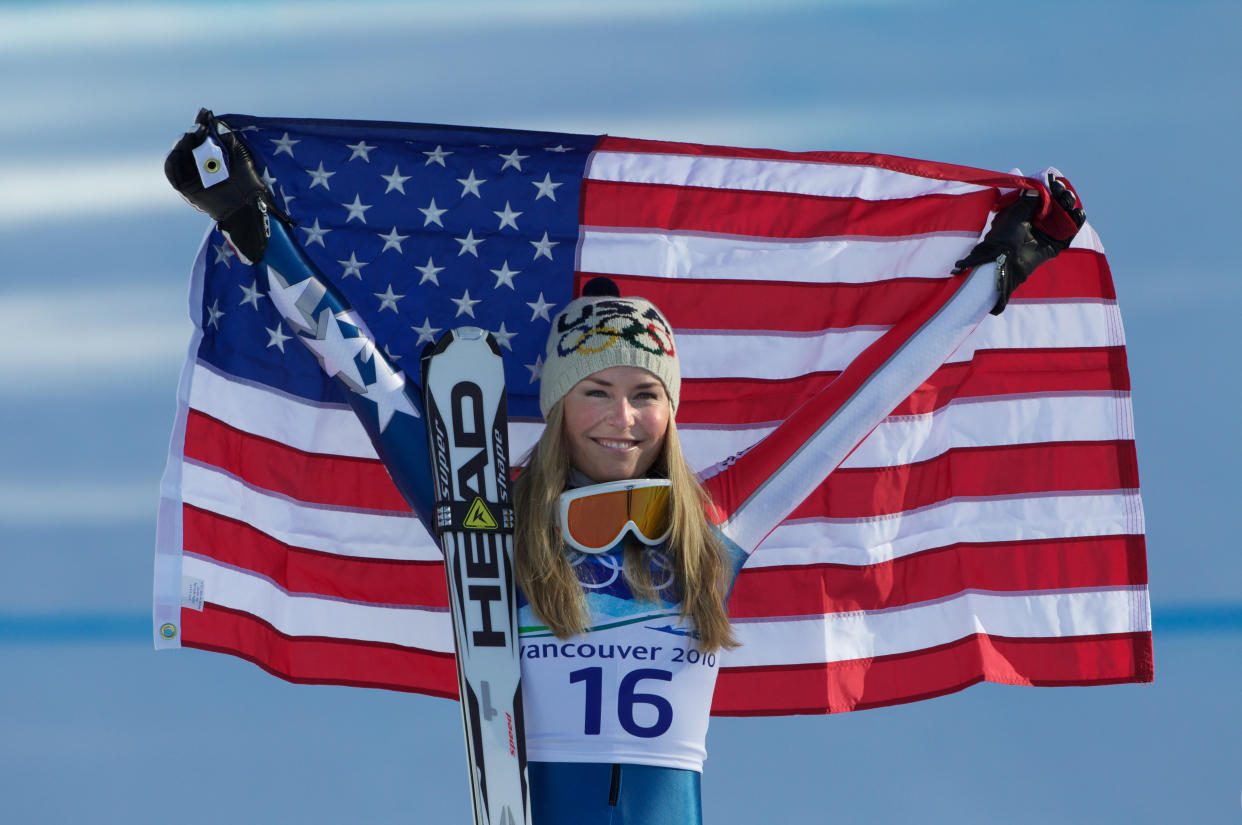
[
  {"left": 306, "top": 162, "right": 336, "bottom": 190},
  {"left": 419, "top": 198, "right": 447, "bottom": 227},
  {"left": 378, "top": 227, "right": 409, "bottom": 254},
  {"left": 498, "top": 148, "right": 529, "bottom": 171},
  {"left": 270, "top": 132, "right": 299, "bottom": 157},
  {"left": 239, "top": 281, "right": 264, "bottom": 310},
  {"left": 338, "top": 252, "right": 368, "bottom": 279},
  {"left": 206, "top": 299, "right": 225, "bottom": 329},
  {"left": 416, "top": 257, "right": 444, "bottom": 286},
  {"left": 342, "top": 195, "right": 372, "bottom": 223},
  {"left": 213, "top": 242, "right": 235, "bottom": 267},
  {"left": 301, "top": 218, "right": 331, "bottom": 247},
  {"left": 265, "top": 324, "right": 291, "bottom": 352},
  {"left": 411, "top": 316, "right": 442, "bottom": 346},
  {"left": 531, "top": 231, "right": 558, "bottom": 260},
  {"left": 494, "top": 201, "right": 522, "bottom": 230},
  {"left": 423, "top": 145, "right": 452, "bottom": 166},
  {"left": 532, "top": 173, "right": 562, "bottom": 201},
  {"left": 457, "top": 169, "right": 485, "bottom": 198},
  {"left": 374, "top": 284, "right": 404, "bottom": 313},
  {"left": 452, "top": 290, "right": 481, "bottom": 318},
  {"left": 490, "top": 260, "right": 520, "bottom": 289},
  {"left": 455, "top": 229, "right": 483, "bottom": 257},
  {"left": 525, "top": 354, "right": 543, "bottom": 382},
  {"left": 346, "top": 140, "right": 376, "bottom": 162},
  {"left": 526, "top": 292, "right": 554, "bottom": 322},
  {"left": 381, "top": 166, "right": 411, "bottom": 194},
  {"left": 492, "top": 322, "right": 516, "bottom": 350}
]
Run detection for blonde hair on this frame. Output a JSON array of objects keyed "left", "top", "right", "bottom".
[{"left": 513, "top": 403, "right": 738, "bottom": 652}]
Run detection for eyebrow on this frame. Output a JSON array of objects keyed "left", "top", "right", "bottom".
[{"left": 584, "top": 377, "right": 661, "bottom": 390}]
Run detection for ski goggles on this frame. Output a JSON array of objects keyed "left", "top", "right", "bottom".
[{"left": 557, "top": 479, "right": 673, "bottom": 554}]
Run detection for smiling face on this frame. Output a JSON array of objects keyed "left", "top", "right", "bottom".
[{"left": 561, "top": 366, "right": 671, "bottom": 483}]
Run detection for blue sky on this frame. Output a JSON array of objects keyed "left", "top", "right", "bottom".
[{"left": 1, "top": 1, "right": 1239, "bottom": 822}]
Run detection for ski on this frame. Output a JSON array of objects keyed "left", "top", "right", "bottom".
[{"left": 421, "top": 327, "right": 529, "bottom": 825}]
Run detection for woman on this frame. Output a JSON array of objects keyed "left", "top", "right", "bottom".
[{"left": 513, "top": 280, "right": 751, "bottom": 825}]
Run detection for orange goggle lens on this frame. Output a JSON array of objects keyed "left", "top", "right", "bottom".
[{"left": 560, "top": 480, "right": 672, "bottom": 553}]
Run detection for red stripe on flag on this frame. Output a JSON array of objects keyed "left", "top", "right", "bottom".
[
  {"left": 1014, "top": 249, "right": 1117, "bottom": 301},
  {"left": 727, "top": 535, "right": 1148, "bottom": 618},
  {"left": 182, "top": 603, "right": 459, "bottom": 697},
  {"left": 679, "top": 373, "right": 841, "bottom": 425},
  {"left": 580, "top": 273, "right": 944, "bottom": 330},
  {"left": 711, "top": 631, "right": 1154, "bottom": 716},
  {"left": 581, "top": 179, "right": 996, "bottom": 238},
  {"left": 581, "top": 252, "right": 1115, "bottom": 332},
  {"left": 184, "top": 410, "right": 410, "bottom": 512},
  {"left": 796, "top": 440, "right": 1140, "bottom": 520},
  {"left": 678, "top": 347, "right": 1132, "bottom": 425},
  {"left": 594, "top": 136, "right": 1036, "bottom": 189},
  {"left": 896, "top": 346, "right": 1132, "bottom": 415},
  {"left": 182, "top": 504, "right": 448, "bottom": 607}
]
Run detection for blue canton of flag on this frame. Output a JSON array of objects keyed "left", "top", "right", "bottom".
[{"left": 196, "top": 116, "right": 597, "bottom": 418}]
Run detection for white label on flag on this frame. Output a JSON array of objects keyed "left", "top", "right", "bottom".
[{"left": 181, "top": 576, "right": 205, "bottom": 611}]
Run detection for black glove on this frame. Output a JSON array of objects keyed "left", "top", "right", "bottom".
[
  {"left": 164, "top": 109, "right": 292, "bottom": 263},
  {"left": 954, "top": 172, "right": 1086, "bottom": 315}
]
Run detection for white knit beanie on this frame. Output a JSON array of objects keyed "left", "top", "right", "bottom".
[{"left": 539, "top": 279, "right": 680, "bottom": 416}]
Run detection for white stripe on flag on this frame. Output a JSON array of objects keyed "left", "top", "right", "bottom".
[
  {"left": 1070, "top": 222, "right": 1105, "bottom": 252},
  {"left": 183, "top": 555, "right": 455, "bottom": 651},
  {"left": 747, "top": 491, "right": 1144, "bottom": 568},
  {"left": 681, "top": 302, "right": 1115, "bottom": 379},
  {"left": 578, "top": 228, "right": 974, "bottom": 282},
  {"left": 678, "top": 326, "right": 886, "bottom": 380},
  {"left": 724, "top": 586, "right": 1150, "bottom": 667},
  {"left": 950, "top": 301, "right": 1124, "bottom": 358},
  {"left": 587, "top": 150, "right": 995, "bottom": 201},
  {"left": 189, "top": 362, "right": 378, "bottom": 459},
  {"left": 842, "top": 393, "right": 1135, "bottom": 469}
]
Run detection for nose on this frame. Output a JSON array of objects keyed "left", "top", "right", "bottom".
[{"left": 605, "top": 396, "right": 638, "bottom": 428}]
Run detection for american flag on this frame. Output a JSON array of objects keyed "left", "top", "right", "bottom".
[{"left": 154, "top": 114, "right": 1152, "bottom": 714}]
